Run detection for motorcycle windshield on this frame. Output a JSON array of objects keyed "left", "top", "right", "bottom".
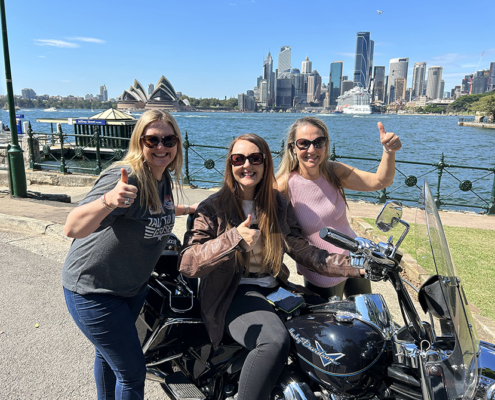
[{"left": 416, "top": 182, "right": 479, "bottom": 399}]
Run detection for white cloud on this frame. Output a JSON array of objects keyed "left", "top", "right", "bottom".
[
  {"left": 39, "top": 55, "right": 46, "bottom": 58},
  {"left": 68, "top": 37, "right": 106, "bottom": 44},
  {"left": 61, "top": 80, "right": 70, "bottom": 83},
  {"left": 34, "top": 39, "right": 79, "bottom": 48}
]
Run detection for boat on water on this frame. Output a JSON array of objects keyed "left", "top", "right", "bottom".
[
  {"left": 44, "top": 107, "right": 58, "bottom": 112},
  {"left": 336, "top": 86, "right": 372, "bottom": 114}
]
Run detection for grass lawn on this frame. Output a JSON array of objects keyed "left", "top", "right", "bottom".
[{"left": 362, "top": 218, "right": 495, "bottom": 321}]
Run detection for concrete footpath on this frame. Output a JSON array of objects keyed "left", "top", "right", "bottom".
[{"left": 1, "top": 171, "right": 495, "bottom": 398}]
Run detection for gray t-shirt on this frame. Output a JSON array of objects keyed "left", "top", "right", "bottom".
[{"left": 62, "top": 166, "right": 175, "bottom": 297}]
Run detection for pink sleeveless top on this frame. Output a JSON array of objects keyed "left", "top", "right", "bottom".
[{"left": 287, "top": 172, "right": 356, "bottom": 287}]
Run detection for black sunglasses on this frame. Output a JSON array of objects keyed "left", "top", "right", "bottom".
[
  {"left": 230, "top": 152, "right": 265, "bottom": 167},
  {"left": 293, "top": 137, "right": 327, "bottom": 150},
  {"left": 141, "top": 135, "right": 179, "bottom": 149}
]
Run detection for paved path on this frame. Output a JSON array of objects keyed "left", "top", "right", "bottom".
[{"left": 1, "top": 180, "right": 494, "bottom": 399}]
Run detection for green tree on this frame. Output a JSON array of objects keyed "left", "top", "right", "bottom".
[
  {"left": 448, "top": 92, "right": 492, "bottom": 113},
  {"left": 470, "top": 94, "right": 495, "bottom": 120},
  {"left": 424, "top": 104, "right": 444, "bottom": 114}
]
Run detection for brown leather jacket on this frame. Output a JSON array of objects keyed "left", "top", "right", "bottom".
[{"left": 179, "top": 191, "right": 361, "bottom": 349}]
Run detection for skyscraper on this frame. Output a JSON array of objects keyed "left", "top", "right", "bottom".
[
  {"left": 372, "top": 66, "right": 385, "bottom": 102},
  {"left": 278, "top": 46, "right": 291, "bottom": 78},
  {"left": 301, "top": 57, "right": 312, "bottom": 74},
  {"left": 489, "top": 62, "right": 495, "bottom": 91},
  {"left": 263, "top": 52, "right": 274, "bottom": 105},
  {"left": 307, "top": 71, "right": 322, "bottom": 104},
  {"left": 472, "top": 69, "right": 489, "bottom": 94},
  {"left": 353, "top": 32, "right": 374, "bottom": 90},
  {"left": 412, "top": 62, "right": 427, "bottom": 99},
  {"left": 426, "top": 66, "right": 443, "bottom": 99},
  {"left": 386, "top": 58, "right": 409, "bottom": 104},
  {"left": 439, "top": 80, "right": 445, "bottom": 98},
  {"left": 395, "top": 78, "right": 406, "bottom": 101},
  {"left": 329, "top": 61, "right": 343, "bottom": 106},
  {"left": 99, "top": 84, "right": 108, "bottom": 101},
  {"left": 148, "top": 83, "right": 154, "bottom": 96}
]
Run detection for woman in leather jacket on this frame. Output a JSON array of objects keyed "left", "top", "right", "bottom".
[{"left": 179, "top": 134, "right": 363, "bottom": 400}]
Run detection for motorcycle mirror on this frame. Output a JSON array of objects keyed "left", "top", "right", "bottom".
[{"left": 376, "top": 201, "right": 403, "bottom": 232}]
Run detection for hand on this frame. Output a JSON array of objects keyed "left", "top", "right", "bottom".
[
  {"left": 378, "top": 122, "right": 402, "bottom": 154},
  {"left": 236, "top": 214, "right": 260, "bottom": 252},
  {"left": 189, "top": 202, "right": 200, "bottom": 214},
  {"left": 106, "top": 168, "right": 139, "bottom": 208}
]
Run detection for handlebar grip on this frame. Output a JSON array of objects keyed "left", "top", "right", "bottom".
[{"left": 319, "top": 228, "right": 359, "bottom": 253}]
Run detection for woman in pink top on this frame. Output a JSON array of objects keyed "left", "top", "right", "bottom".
[{"left": 276, "top": 116, "right": 402, "bottom": 300}]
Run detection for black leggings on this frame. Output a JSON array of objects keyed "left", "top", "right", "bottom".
[
  {"left": 304, "top": 277, "right": 372, "bottom": 301},
  {"left": 225, "top": 285, "right": 290, "bottom": 400}
]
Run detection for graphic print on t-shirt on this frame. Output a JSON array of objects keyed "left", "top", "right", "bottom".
[{"left": 145, "top": 195, "right": 175, "bottom": 241}]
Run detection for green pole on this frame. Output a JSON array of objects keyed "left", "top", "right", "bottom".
[
  {"left": 1, "top": 0, "right": 27, "bottom": 197},
  {"left": 94, "top": 126, "right": 101, "bottom": 175},
  {"left": 57, "top": 123, "right": 66, "bottom": 173},
  {"left": 183, "top": 131, "right": 190, "bottom": 185},
  {"left": 435, "top": 153, "right": 445, "bottom": 209}
]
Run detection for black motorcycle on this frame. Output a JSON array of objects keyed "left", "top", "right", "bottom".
[{"left": 137, "top": 182, "right": 495, "bottom": 400}]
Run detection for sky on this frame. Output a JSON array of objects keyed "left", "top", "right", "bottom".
[{"left": 1, "top": 0, "right": 494, "bottom": 100}]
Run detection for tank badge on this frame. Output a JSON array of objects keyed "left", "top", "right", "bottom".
[{"left": 289, "top": 328, "right": 344, "bottom": 366}]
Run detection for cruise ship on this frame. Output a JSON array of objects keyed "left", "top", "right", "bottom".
[{"left": 336, "top": 86, "right": 372, "bottom": 114}]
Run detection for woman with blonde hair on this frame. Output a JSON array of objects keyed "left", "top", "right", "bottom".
[
  {"left": 180, "top": 133, "right": 363, "bottom": 400},
  {"left": 276, "top": 116, "right": 401, "bottom": 300},
  {"left": 62, "top": 109, "right": 195, "bottom": 399}
]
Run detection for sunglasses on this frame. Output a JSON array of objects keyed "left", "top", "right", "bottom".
[
  {"left": 230, "top": 152, "right": 265, "bottom": 167},
  {"left": 293, "top": 137, "right": 327, "bottom": 150},
  {"left": 141, "top": 135, "right": 179, "bottom": 149}
]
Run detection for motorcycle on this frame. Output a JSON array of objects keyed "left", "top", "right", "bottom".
[{"left": 137, "top": 181, "right": 495, "bottom": 399}]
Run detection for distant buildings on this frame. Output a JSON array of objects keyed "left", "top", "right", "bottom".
[
  {"left": 263, "top": 52, "right": 274, "bottom": 106},
  {"left": 412, "top": 62, "right": 427, "bottom": 99},
  {"left": 353, "top": 32, "right": 374, "bottom": 90},
  {"left": 472, "top": 69, "right": 490, "bottom": 94},
  {"left": 426, "top": 66, "right": 443, "bottom": 99},
  {"left": 306, "top": 71, "right": 322, "bottom": 104},
  {"left": 301, "top": 56, "right": 312, "bottom": 74},
  {"left": 387, "top": 58, "right": 409, "bottom": 104},
  {"left": 341, "top": 79, "right": 354, "bottom": 95},
  {"left": 21, "top": 88, "right": 36, "bottom": 100},
  {"left": 238, "top": 93, "right": 255, "bottom": 111},
  {"left": 329, "top": 61, "right": 343, "bottom": 106},
  {"left": 395, "top": 77, "right": 407, "bottom": 101},
  {"left": 148, "top": 83, "right": 154, "bottom": 96},
  {"left": 99, "top": 85, "right": 108, "bottom": 101}
]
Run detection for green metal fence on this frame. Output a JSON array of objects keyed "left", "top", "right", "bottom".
[
  {"left": 26, "top": 122, "right": 129, "bottom": 175},
  {"left": 182, "top": 132, "right": 495, "bottom": 215}
]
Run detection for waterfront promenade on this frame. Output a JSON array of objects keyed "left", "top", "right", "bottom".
[{"left": 1, "top": 171, "right": 494, "bottom": 398}]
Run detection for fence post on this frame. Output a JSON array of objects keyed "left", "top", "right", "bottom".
[
  {"left": 94, "top": 126, "right": 102, "bottom": 175},
  {"left": 488, "top": 169, "right": 495, "bottom": 215},
  {"left": 183, "top": 131, "right": 190, "bottom": 185},
  {"left": 57, "top": 123, "right": 67, "bottom": 174},
  {"left": 26, "top": 121, "right": 37, "bottom": 170},
  {"left": 435, "top": 153, "right": 445, "bottom": 209},
  {"left": 330, "top": 144, "right": 336, "bottom": 161}
]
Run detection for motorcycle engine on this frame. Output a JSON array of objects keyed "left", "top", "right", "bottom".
[{"left": 285, "top": 311, "right": 388, "bottom": 398}]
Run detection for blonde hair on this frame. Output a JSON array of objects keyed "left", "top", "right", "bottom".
[
  {"left": 276, "top": 116, "right": 347, "bottom": 204},
  {"left": 219, "top": 134, "right": 286, "bottom": 277},
  {"left": 113, "top": 109, "right": 183, "bottom": 213}
]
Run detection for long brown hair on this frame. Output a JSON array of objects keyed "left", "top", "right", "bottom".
[
  {"left": 219, "top": 134, "right": 285, "bottom": 276},
  {"left": 113, "top": 109, "right": 183, "bottom": 213},
  {"left": 276, "top": 116, "right": 348, "bottom": 204}
]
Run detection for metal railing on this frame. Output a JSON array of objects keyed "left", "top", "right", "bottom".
[
  {"left": 183, "top": 132, "right": 495, "bottom": 215},
  {"left": 26, "top": 123, "right": 129, "bottom": 175}
]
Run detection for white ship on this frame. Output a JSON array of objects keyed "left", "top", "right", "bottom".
[{"left": 336, "top": 86, "right": 372, "bottom": 114}]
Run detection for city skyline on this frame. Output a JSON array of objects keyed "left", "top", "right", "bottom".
[{"left": 1, "top": 0, "right": 494, "bottom": 99}]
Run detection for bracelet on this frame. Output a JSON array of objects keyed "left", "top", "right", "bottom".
[
  {"left": 383, "top": 145, "right": 391, "bottom": 154},
  {"left": 183, "top": 205, "right": 190, "bottom": 215},
  {"left": 101, "top": 194, "right": 116, "bottom": 211}
]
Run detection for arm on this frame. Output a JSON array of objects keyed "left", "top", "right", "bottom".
[
  {"left": 179, "top": 202, "right": 244, "bottom": 279},
  {"left": 64, "top": 168, "right": 138, "bottom": 239},
  {"left": 175, "top": 202, "right": 200, "bottom": 216},
  {"left": 339, "top": 122, "right": 402, "bottom": 192},
  {"left": 285, "top": 202, "right": 362, "bottom": 278}
]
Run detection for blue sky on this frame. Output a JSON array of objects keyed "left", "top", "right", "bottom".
[{"left": 1, "top": 0, "right": 494, "bottom": 99}]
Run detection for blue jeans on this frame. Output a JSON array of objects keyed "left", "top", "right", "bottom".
[{"left": 63, "top": 287, "right": 147, "bottom": 400}]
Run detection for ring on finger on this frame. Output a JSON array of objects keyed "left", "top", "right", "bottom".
[{"left": 124, "top": 198, "right": 131, "bottom": 206}]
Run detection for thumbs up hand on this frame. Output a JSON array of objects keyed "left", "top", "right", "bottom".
[
  {"left": 105, "top": 168, "right": 139, "bottom": 209},
  {"left": 378, "top": 122, "right": 402, "bottom": 154},
  {"left": 236, "top": 214, "right": 261, "bottom": 252}
]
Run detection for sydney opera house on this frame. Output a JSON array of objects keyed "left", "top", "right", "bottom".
[{"left": 117, "top": 75, "right": 189, "bottom": 111}]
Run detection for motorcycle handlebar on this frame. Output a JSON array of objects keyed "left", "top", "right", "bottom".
[{"left": 319, "top": 228, "right": 359, "bottom": 253}]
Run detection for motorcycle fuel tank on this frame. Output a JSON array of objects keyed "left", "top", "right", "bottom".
[{"left": 286, "top": 312, "right": 388, "bottom": 397}]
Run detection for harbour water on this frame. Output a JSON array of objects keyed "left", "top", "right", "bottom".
[{"left": 2, "top": 109, "right": 494, "bottom": 212}]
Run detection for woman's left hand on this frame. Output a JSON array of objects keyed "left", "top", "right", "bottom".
[{"left": 378, "top": 122, "right": 402, "bottom": 154}]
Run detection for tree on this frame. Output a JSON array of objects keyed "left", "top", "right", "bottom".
[
  {"left": 470, "top": 94, "right": 495, "bottom": 121},
  {"left": 448, "top": 92, "right": 492, "bottom": 113}
]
